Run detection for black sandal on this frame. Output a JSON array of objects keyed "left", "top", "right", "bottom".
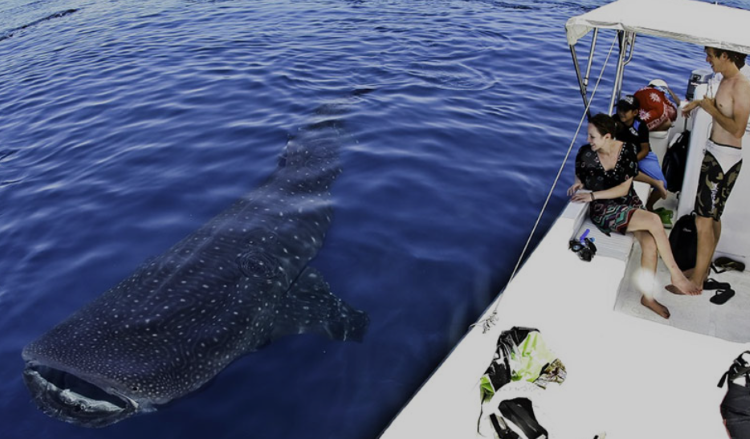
[
  {"left": 710, "top": 288, "right": 735, "bottom": 305},
  {"left": 704, "top": 278, "right": 731, "bottom": 290},
  {"left": 712, "top": 257, "right": 746, "bottom": 274}
]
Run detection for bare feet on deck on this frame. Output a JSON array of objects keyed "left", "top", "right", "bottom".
[
  {"left": 665, "top": 275, "right": 702, "bottom": 296},
  {"left": 641, "top": 295, "right": 670, "bottom": 319}
]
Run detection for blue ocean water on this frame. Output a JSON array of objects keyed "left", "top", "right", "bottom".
[{"left": 0, "top": 0, "right": 735, "bottom": 437}]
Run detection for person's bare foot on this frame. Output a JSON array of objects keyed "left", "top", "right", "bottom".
[
  {"left": 641, "top": 295, "right": 670, "bottom": 319},
  {"left": 665, "top": 284, "right": 686, "bottom": 295},
  {"left": 666, "top": 274, "right": 702, "bottom": 296}
]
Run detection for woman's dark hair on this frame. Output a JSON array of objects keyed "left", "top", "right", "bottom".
[{"left": 588, "top": 113, "right": 617, "bottom": 137}]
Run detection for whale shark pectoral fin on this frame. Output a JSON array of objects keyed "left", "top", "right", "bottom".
[{"left": 272, "top": 266, "right": 369, "bottom": 343}]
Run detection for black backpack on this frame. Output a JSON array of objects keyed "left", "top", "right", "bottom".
[
  {"left": 718, "top": 351, "right": 750, "bottom": 438},
  {"left": 662, "top": 131, "right": 690, "bottom": 193},
  {"left": 669, "top": 213, "right": 697, "bottom": 271}
]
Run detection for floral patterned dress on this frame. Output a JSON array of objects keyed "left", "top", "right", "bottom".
[{"left": 575, "top": 142, "right": 643, "bottom": 235}]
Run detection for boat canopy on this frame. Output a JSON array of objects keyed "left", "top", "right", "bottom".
[{"left": 566, "top": 0, "right": 750, "bottom": 55}]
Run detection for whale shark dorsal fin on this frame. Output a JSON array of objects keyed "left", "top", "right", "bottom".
[{"left": 272, "top": 267, "right": 368, "bottom": 343}]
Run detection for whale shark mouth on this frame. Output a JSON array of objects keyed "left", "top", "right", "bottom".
[{"left": 23, "top": 363, "right": 137, "bottom": 428}]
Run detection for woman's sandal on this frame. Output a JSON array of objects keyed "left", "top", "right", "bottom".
[{"left": 709, "top": 288, "right": 735, "bottom": 305}]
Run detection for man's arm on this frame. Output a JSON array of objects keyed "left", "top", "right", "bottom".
[{"left": 682, "top": 99, "right": 700, "bottom": 116}]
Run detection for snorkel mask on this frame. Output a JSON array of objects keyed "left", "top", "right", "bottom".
[{"left": 569, "top": 230, "right": 597, "bottom": 262}]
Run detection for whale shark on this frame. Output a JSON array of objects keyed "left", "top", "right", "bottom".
[{"left": 21, "top": 106, "right": 369, "bottom": 428}]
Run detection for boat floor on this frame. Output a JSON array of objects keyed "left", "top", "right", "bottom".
[
  {"left": 380, "top": 184, "right": 749, "bottom": 439},
  {"left": 615, "top": 239, "right": 750, "bottom": 342}
]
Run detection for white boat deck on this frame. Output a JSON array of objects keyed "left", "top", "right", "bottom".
[
  {"left": 380, "top": 183, "right": 749, "bottom": 439},
  {"left": 615, "top": 235, "right": 750, "bottom": 343}
]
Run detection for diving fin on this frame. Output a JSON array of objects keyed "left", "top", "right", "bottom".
[{"left": 499, "top": 398, "right": 548, "bottom": 439}]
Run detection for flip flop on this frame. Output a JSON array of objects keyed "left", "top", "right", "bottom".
[
  {"left": 709, "top": 288, "right": 735, "bottom": 305},
  {"left": 712, "top": 257, "right": 745, "bottom": 274},
  {"left": 704, "top": 278, "right": 731, "bottom": 290}
]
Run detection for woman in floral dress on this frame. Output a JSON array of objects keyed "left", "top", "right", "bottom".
[{"left": 568, "top": 114, "right": 700, "bottom": 318}]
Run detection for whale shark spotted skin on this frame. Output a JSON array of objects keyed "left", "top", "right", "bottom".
[{"left": 22, "top": 110, "right": 369, "bottom": 428}]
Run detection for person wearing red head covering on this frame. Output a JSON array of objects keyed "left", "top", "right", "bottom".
[{"left": 634, "top": 80, "right": 681, "bottom": 131}]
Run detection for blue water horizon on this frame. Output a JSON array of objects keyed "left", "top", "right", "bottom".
[{"left": 0, "top": 0, "right": 737, "bottom": 438}]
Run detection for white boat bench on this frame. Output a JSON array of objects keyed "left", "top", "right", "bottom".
[{"left": 569, "top": 181, "right": 651, "bottom": 261}]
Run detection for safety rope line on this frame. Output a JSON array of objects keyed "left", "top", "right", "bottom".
[{"left": 473, "top": 34, "right": 620, "bottom": 334}]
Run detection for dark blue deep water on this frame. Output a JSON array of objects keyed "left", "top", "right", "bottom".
[{"left": 0, "top": 0, "right": 739, "bottom": 438}]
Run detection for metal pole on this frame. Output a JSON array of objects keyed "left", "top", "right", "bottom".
[
  {"left": 613, "top": 32, "right": 637, "bottom": 109},
  {"left": 609, "top": 30, "right": 629, "bottom": 115},
  {"left": 569, "top": 28, "right": 600, "bottom": 117},
  {"left": 584, "top": 28, "right": 599, "bottom": 88},
  {"left": 625, "top": 33, "right": 637, "bottom": 66},
  {"left": 569, "top": 44, "right": 590, "bottom": 115}
]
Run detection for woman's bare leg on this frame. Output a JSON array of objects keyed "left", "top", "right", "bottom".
[
  {"left": 634, "top": 231, "right": 670, "bottom": 318},
  {"left": 626, "top": 209, "right": 701, "bottom": 295}
]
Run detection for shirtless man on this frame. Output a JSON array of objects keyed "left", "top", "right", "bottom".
[{"left": 679, "top": 47, "right": 750, "bottom": 293}]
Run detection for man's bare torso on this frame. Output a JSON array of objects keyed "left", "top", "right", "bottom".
[{"left": 712, "top": 73, "right": 750, "bottom": 147}]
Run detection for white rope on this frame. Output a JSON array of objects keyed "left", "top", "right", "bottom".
[{"left": 472, "top": 35, "right": 620, "bottom": 334}]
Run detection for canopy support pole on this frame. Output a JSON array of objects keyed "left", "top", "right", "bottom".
[
  {"left": 569, "top": 28, "right": 599, "bottom": 118},
  {"left": 569, "top": 45, "right": 589, "bottom": 115},
  {"left": 610, "top": 30, "right": 636, "bottom": 114},
  {"left": 584, "top": 28, "right": 599, "bottom": 87}
]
